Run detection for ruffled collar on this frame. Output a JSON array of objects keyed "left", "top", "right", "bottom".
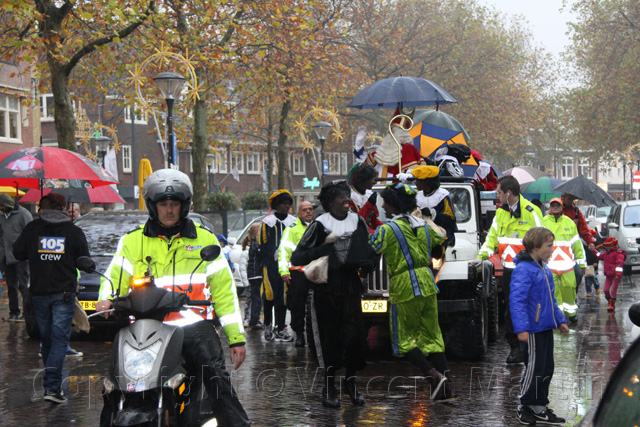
[{"left": 416, "top": 187, "right": 449, "bottom": 209}]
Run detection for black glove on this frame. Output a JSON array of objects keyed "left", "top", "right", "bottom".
[
  {"left": 368, "top": 191, "right": 378, "bottom": 205},
  {"left": 421, "top": 207, "right": 431, "bottom": 217}
]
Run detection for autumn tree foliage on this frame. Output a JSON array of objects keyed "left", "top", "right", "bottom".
[
  {"left": 565, "top": 0, "right": 640, "bottom": 157},
  {"left": 342, "top": 0, "right": 553, "bottom": 167},
  {"left": 0, "top": 0, "right": 155, "bottom": 151}
]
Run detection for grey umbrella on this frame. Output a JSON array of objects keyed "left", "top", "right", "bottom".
[{"left": 553, "top": 175, "right": 618, "bottom": 207}]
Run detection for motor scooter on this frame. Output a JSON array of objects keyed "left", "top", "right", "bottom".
[{"left": 80, "top": 245, "right": 221, "bottom": 427}]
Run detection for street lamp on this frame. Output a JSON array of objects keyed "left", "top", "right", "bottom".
[
  {"left": 312, "top": 121, "right": 332, "bottom": 186},
  {"left": 153, "top": 72, "right": 186, "bottom": 168},
  {"left": 91, "top": 135, "right": 111, "bottom": 167},
  {"left": 206, "top": 153, "right": 215, "bottom": 193},
  {"left": 628, "top": 160, "right": 635, "bottom": 201}
]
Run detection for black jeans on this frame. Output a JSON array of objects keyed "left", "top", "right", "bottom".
[{"left": 5, "top": 261, "right": 29, "bottom": 315}]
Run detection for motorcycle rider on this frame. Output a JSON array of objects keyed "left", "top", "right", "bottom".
[{"left": 96, "top": 169, "right": 249, "bottom": 426}]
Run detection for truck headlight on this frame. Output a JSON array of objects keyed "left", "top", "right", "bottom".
[{"left": 123, "top": 340, "right": 162, "bottom": 379}]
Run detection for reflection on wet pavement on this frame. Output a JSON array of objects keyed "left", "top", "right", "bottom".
[{"left": 0, "top": 274, "right": 637, "bottom": 426}]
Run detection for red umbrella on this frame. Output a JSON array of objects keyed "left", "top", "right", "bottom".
[
  {"left": 19, "top": 185, "right": 125, "bottom": 204},
  {"left": 0, "top": 147, "right": 117, "bottom": 189}
]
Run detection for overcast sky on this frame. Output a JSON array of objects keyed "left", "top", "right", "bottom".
[{"left": 478, "top": 0, "right": 576, "bottom": 58}]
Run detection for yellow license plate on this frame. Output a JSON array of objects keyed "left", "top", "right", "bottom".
[
  {"left": 79, "top": 300, "right": 96, "bottom": 311},
  {"left": 361, "top": 300, "right": 387, "bottom": 313}
]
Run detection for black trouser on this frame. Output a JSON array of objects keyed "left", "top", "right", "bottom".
[
  {"left": 182, "top": 321, "right": 249, "bottom": 427},
  {"left": 263, "top": 300, "right": 287, "bottom": 331},
  {"left": 503, "top": 268, "right": 518, "bottom": 347},
  {"left": 519, "top": 329, "right": 554, "bottom": 406},
  {"left": 246, "top": 278, "right": 263, "bottom": 327},
  {"left": 287, "top": 271, "right": 309, "bottom": 335},
  {"left": 5, "top": 261, "right": 28, "bottom": 315}
]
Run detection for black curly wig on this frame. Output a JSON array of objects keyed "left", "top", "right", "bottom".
[
  {"left": 381, "top": 185, "right": 417, "bottom": 214},
  {"left": 318, "top": 180, "right": 350, "bottom": 212}
]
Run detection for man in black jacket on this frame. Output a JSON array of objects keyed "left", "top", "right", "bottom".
[{"left": 14, "top": 193, "right": 89, "bottom": 404}]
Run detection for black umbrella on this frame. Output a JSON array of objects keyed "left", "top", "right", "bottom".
[
  {"left": 553, "top": 175, "right": 618, "bottom": 207},
  {"left": 347, "top": 76, "right": 457, "bottom": 109}
]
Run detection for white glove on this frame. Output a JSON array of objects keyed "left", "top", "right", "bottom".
[
  {"left": 471, "top": 258, "right": 483, "bottom": 266},
  {"left": 396, "top": 172, "right": 413, "bottom": 183},
  {"left": 354, "top": 126, "right": 367, "bottom": 151}
]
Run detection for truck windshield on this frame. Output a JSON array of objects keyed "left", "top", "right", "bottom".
[{"left": 449, "top": 187, "right": 472, "bottom": 223}]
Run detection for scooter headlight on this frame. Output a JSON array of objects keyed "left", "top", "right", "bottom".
[{"left": 123, "top": 340, "right": 162, "bottom": 379}]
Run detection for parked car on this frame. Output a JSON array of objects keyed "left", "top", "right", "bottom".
[
  {"left": 23, "top": 210, "right": 229, "bottom": 339},
  {"left": 580, "top": 204, "right": 612, "bottom": 238},
  {"left": 602, "top": 200, "right": 640, "bottom": 274}
]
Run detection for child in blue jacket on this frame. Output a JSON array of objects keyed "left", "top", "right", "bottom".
[{"left": 511, "top": 227, "right": 570, "bottom": 426}]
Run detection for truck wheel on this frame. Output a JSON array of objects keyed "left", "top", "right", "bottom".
[
  {"left": 446, "top": 283, "right": 488, "bottom": 360},
  {"left": 23, "top": 289, "right": 40, "bottom": 339},
  {"left": 487, "top": 277, "right": 499, "bottom": 343}
]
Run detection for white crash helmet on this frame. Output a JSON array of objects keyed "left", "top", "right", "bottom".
[{"left": 142, "top": 169, "right": 193, "bottom": 221}]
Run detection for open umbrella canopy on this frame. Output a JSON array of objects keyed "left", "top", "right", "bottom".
[
  {"left": 0, "top": 146, "right": 118, "bottom": 189},
  {"left": 503, "top": 166, "right": 547, "bottom": 185},
  {"left": 409, "top": 122, "right": 470, "bottom": 157},
  {"left": 521, "top": 177, "right": 564, "bottom": 202},
  {"left": 20, "top": 185, "right": 125, "bottom": 204},
  {"left": 0, "top": 186, "right": 24, "bottom": 197},
  {"left": 347, "top": 76, "right": 457, "bottom": 109},
  {"left": 411, "top": 109, "right": 471, "bottom": 142},
  {"left": 553, "top": 175, "right": 618, "bottom": 207}
]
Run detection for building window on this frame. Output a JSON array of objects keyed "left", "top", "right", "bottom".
[
  {"left": 124, "top": 105, "right": 147, "bottom": 124},
  {"left": 0, "top": 94, "right": 20, "bottom": 142},
  {"left": 577, "top": 158, "right": 592, "bottom": 179},
  {"left": 40, "top": 94, "right": 55, "bottom": 121},
  {"left": 291, "top": 153, "right": 306, "bottom": 175},
  {"left": 216, "top": 149, "right": 228, "bottom": 174},
  {"left": 231, "top": 151, "right": 244, "bottom": 174},
  {"left": 122, "top": 145, "right": 132, "bottom": 172},
  {"left": 247, "top": 152, "right": 261, "bottom": 175},
  {"left": 561, "top": 157, "right": 573, "bottom": 179},
  {"left": 327, "top": 152, "right": 348, "bottom": 175}
]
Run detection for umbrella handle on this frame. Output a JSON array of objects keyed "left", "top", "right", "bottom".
[{"left": 388, "top": 114, "right": 413, "bottom": 174}]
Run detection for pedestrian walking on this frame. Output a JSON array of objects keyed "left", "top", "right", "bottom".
[
  {"left": 475, "top": 175, "right": 543, "bottom": 364},
  {"left": 291, "top": 180, "right": 377, "bottom": 408},
  {"left": 510, "top": 227, "right": 570, "bottom": 426},
  {"left": 593, "top": 237, "right": 626, "bottom": 312},
  {"left": 13, "top": 193, "right": 89, "bottom": 403},
  {"left": 259, "top": 190, "right": 296, "bottom": 342},
  {"left": 584, "top": 229, "right": 601, "bottom": 297},
  {"left": 0, "top": 192, "right": 32, "bottom": 321},
  {"left": 278, "top": 201, "right": 314, "bottom": 347},
  {"left": 241, "top": 223, "right": 263, "bottom": 330},
  {"left": 370, "top": 183, "right": 455, "bottom": 401},
  {"left": 542, "top": 197, "right": 586, "bottom": 323}
]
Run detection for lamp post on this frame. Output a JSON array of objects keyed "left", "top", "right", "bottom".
[
  {"left": 312, "top": 121, "right": 332, "bottom": 186},
  {"left": 206, "top": 153, "right": 215, "bottom": 193},
  {"left": 91, "top": 135, "right": 111, "bottom": 167},
  {"left": 153, "top": 72, "right": 186, "bottom": 169},
  {"left": 628, "top": 160, "right": 635, "bottom": 200}
]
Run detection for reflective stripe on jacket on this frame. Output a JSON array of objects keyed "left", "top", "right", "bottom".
[
  {"left": 277, "top": 218, "right": 308, "bottom": 276},
  {"left": 542, "top": 214, "right": 586, "bottom": 273},
  {"left": 479, "top": 195, "right": 542, "bottom": 268},
  {"left": 99, "top": 221, "right": 245, "bottom": 345}
]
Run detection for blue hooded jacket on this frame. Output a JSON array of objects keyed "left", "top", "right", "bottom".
[{"left": 510, "top": 250, "right": 567, "bottom": 335}]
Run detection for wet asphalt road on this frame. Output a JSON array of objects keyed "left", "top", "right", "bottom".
[{"left": 0, "top": 273, "right": 638, "bottom": 427}]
